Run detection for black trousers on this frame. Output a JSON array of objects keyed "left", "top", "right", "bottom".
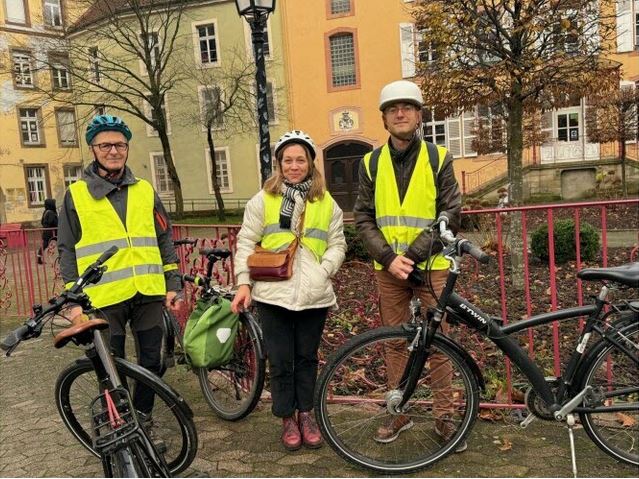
[
  {"left": 256, "top": 302, "right": 328, "bottom": 418},
  {"left": 99, "top": 295, "right": 164, "bottom": 415}
]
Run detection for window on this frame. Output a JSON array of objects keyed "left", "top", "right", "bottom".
[
  {"left": 19, "top": 108, "right": 42, "bottom": 145},
  {"left": 13, "top": 52, "right": 33, "bottom": 87},
  {"left": 477, "top": 104, "right": 505, "bottom": 152},
  {"left": 43, "top": 0, "right": 62, "bottom": 27},
  {"left": 50, "top": 56, "right": 70, "bottom": 90},
  {"left": 150, "top": 153, "right": 174, "bottom": 195},
  {"left": 417, "top": 29, "right": 438, "bottom": 65},
  {"left": 330, "top": 0, "right": 351, "bottom": 15},
  {"left": 553, "top": 11, "right": 579, "bottom": 55},
  {"left": 63, "top": 165, "right": 82, "bottom": 187},
  {"left": 197, "top": 23, "right": 218, "bottom": 65},
  {"left": 25, "top": 166, "right": 49, "bottom": 206},
  {"left": 89, "top": 47, "right": 101, "bottom": 83},
  {"left": 422, "top": 109, "right": 447, "bottom": 146},
  {"left": 635, "top": 10, "right": 639, "bottom": 47},
  {"left": 243, "top": 18, "right": 272, "bottom": 60},
  {"left": 199, "top": 86, "right": 224, "bottom": 129},
  {"left": 557, "top": 112, "right": 579, "bottom": 141},
  {"left": 206, "top": 147, "right": 232, "bottom": 193},
  {"left": 5, "top": 0, "right": 27, "bottom": 24},
  {"left": 329, "top": 32, "right": 356, "bottom": 87},
  {"left": 55, "top": 109, "right": 77, "bottom": 146},
  {"left": 140, "top": 32, "right": 160, "bottom": 73}
]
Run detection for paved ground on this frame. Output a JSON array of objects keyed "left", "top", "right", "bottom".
[{"left": 1, "top": 316, "right": 637, "bottom": 478}]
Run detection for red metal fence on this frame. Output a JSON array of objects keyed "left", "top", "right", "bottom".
[{"left": 1, "top": 199, "right": 637, "bottom": 408}]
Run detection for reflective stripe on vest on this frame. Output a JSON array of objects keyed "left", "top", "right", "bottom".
[
  {"left": 261, "top": 192, "right": 334, "bottom": 261},
  {"left": 69, "top": 179, "right": 166, "bottom": 308},
  {"left": 364, "top": 141, "right": 450, "bottom": 271}
]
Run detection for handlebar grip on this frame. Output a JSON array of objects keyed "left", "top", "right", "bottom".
[
  {"left": 0, "top": 325, "right": 30, "bottom": 351},
  {"left": 96, "top": 246, "right": 119, "bottom": 265},
  {"left": 182, "top": 274, "right": 204, "bottom": 286},
  {"left": 461, "top": 241, "right": 490, "bottom": 264},
  {"left": 173, "top": 238, "right": 197, "bottom": 246}
]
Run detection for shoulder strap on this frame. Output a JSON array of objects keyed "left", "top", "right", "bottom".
[
  {"left": 425, "top": 141, "right": 439, "bottom": 182},
  {"left": 368, "top": 147, "right": 383, "bottom": 184}
]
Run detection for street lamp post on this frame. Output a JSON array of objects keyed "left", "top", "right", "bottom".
[{"left": 235, "top": 0, "right": 276, "bottom": 185}]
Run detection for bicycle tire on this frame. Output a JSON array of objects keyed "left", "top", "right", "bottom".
[
  {"left": 109, "top": 447, "right": 143, "bottom": 478},
  {"left": 196, "top": 312, "right": 266, "bottom": 420},
  {"left": 577, "top": 319, "right": 639, "bottom": 466},
  {"left": 314, "top": 326, "right": 479, "bottom": 474},
  {"left": 55, "top": 357, "right": 198, "bottom": 475}
]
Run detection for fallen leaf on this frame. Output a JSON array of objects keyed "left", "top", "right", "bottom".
[
  {"left": 479, "top": 409, "right": 499, "bottom": 421},
  {"left": 499, "top": 438, "right": 512, "bottom": 451},
  {"left": 616, "top": 413, "right": 636, "bottom": 427}
]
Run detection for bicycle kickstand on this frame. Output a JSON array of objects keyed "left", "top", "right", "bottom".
[{"left": 566, "top": 413, "right": 578, "bottom": 478}]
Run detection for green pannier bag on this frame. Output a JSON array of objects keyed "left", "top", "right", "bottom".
[{"left": 183, "top": 297, "right": 240, "bottom": 368}]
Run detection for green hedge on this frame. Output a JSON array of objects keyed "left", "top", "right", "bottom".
[
  {"left": 531, "top": 219, "right": 599, "bottom": 264},
  {"left": 343, "top": 224, "right": 370, "bottom": 261}
]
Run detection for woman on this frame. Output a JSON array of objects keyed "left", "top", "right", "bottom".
[
  {"left": 37, "top": 198, "right": 58, "bottom": 264},
  {"left": 231, "top": 130, "right": 346, "bottom": 451}
]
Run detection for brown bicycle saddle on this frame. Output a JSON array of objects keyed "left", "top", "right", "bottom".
[{"left": 53, "top": 315, "right": 109, "bottom": 349}]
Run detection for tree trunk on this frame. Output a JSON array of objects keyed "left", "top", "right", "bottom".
[
  {"left": 620, "top": 138, "right": 627, "bottom": 198},
  {"left": 506, "top": 92, "right": 525, "bottom": 290},
  {"left": 157, "top": 127, "right": 184, "bottom": 219},
  {"left": 206, "top": 126, "right": 226, "bottom": 222}
]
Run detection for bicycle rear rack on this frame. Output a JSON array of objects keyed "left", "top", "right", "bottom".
[{"left": 90, "top": 387, "right": 142, "bottom": 455}]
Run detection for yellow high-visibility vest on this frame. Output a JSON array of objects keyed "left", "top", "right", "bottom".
[
  {"left": 364, "top": 141, "right": 450, "bottom": 271},
  {"left": 68, "top": 179, "right": 168, "bottom": 308},
  {"left": 261, "top": 192, "right": 334, "bottom": 261}
]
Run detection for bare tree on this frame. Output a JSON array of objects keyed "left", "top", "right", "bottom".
[
  {"left": 586, "top": 81, "right": 639, "bottom": 197},
  {"left": 34, "top": 0, "right": 191, "bottom": 218},
  {"left": 174, "top": 48, "right": 264, "bottom": 221},
  {"left": 413, "top": 0, "right": 618, "bottom": 285}
]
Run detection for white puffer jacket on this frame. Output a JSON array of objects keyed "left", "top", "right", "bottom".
[{"left": 234, "top": 190, "right": 347, "bottom": 311}]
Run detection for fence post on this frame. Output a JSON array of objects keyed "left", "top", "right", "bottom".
[{"left": 461, "top": 171, "right": 467, "bottom": 195}]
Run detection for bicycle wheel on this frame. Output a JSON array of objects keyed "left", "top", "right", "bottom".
[
  {"left": 108, "top": 447, "right": 143, "bottom": 478},
  {"left": 197, "top": 312, "right": 266, "bottom": 420},
  {"left": 314, "top": 326, "right": 479, "bottom": 474},
  {"left": 55, "top": 357, "right": 198, "bottom": 475},
  {"left": 578, "top": 320, "right": 639, "bottom": 466}
]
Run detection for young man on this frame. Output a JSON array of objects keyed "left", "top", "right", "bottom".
[
  {"left": 57, "top": 114, "right": 182, "bottom": 425},
  {"left": 353, "top": 80, "right": 465, "bottom": 451}
]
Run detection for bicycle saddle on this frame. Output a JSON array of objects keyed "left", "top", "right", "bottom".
[
  {"left": 53, "top": 318, "right": 109, "bottom": 348},
  {"left": 199, "top": 248, "right": 231, "bottom": 259},
  {"left": 577, "top": 262, "right": 639, "bottom": 288}
]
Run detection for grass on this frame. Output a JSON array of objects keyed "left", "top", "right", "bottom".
[{"left": 172, "top": 214, "right": 244, "bottom": 225}]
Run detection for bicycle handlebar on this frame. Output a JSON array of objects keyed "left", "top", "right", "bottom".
[
  {"left": 1, "top": 246, "right": 119, "bottom": 354},
  {"left": 436, "top": 218, "right": 490, "bottom": 265},
  {"left": 173, "top": 238, "right": 198, "bottom": 246}
]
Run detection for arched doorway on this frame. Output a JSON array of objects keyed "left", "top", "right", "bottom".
[{"left": 324, "top": 141, "right": 373, "bottom": 212}]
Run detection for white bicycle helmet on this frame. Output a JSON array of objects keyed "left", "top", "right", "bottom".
[
  {"left": 274, "top": 130, "right": 317, "bottom": 160},
  {"left": 379, "top": 80, "right": 424, "bottom": 111}
]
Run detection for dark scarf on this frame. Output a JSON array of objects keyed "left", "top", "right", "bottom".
[{"left": 279, "top": 179, "right": 311, "bottom": 229}]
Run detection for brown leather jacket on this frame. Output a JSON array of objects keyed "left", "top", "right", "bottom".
[{"left": 353, "top": 135, "right": 461, "bottom": 269}]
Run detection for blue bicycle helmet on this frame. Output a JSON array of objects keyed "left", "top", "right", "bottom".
[{"left": 85, "top": 114, "right": 132, "bottom": 145}]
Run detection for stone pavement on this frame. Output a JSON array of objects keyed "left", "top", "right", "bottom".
[{"left": 1, "top": 317, "right": 636, "bottom": 478}]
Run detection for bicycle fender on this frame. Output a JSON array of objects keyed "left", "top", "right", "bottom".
[
  {"left": 71, "top": 357, "right": 195, "bottom": 419},
  {"left": 435, "top": 333, "right": 486, "bottom": 392}
]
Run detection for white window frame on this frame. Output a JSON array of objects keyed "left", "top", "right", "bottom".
[
  {"left": 149, "top": 151, "right": 175, "bottom": 196},
  {"left": 192, "top": 19, "right": 221, "bottom": 67},
  {"left": 20, "top": 108, "right": 42, "bottom": 145},
  {"left": 556, "top": 108, "right": 581, "bottom": 142},
  {"left": 63, "top": 164, "right": 82, "bottom": 187},
  {"left": 5, "top": 0, "right": 27, "bottom": 24},
  {"left": 51, "top": 57, "right": 70, "bottom": 90},
  {"left": 89, "top": 47, "right": 101, "bottom": 84},
  {"left": 198, "top": 85, "right": 224, "bottom": 131},
  {"left": 13, "top": 52, "right": 33, "bottom": 87},
  {"left": 143, "top": 94, "right": 171, "bottom": 137},
  {"left": 55, "top": 109, "right": 77, "bottom": 146},
  {"left": 139, "top": 31, "right": 161, "bottom": 76},
  {"left": 43, "top": 0, "right": 62, "bottom": 28},
  {"left": 617, "top": 0, "right": 635, "bottom": 52},
  {"left": 243, "top": 16, "right": 273, "bottom": 61},
  {"left": 422, "top": 109, "right": 447, "bottom": 147},
  {"left": 25, "top": 166, "right": 48, "bottom": 206},
  {"left": 205, "top": 146, "right": 232, "bottom": 194}
]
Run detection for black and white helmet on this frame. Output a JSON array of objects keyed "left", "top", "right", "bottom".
[{"left": 274, "top": 130, "right": 316, "bottom": 160}]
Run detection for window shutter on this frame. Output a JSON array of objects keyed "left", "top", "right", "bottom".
[
  {"left": 447, "top": 115, "right": 462, "bottom": 158},
  {"left": 58, "top": 111, "right": 75, "bottom": 144},
  {"left": 541, "top": 110, "right": 553, "bottom": 144},
  {"left": 616, "top": 0, "right": 633, "bottom": 52},
  {"left": 6, "top": 0, "right": 26, "bottom": 23},
  {"left": 399, "top": 23, "right": 416, "bottom": 78},
  {"left": 462, "top": 109, "right": 477, "bottom": 157}
]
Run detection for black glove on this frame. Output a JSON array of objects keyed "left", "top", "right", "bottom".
[{"left": 408, "top": 267, "right": 425, "bottom": 287}]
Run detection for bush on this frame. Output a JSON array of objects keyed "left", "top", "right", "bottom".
[
  {"left": 343, "top": 224, "right": 370, "bottom": 261},
  {"left": 531, "top": 219, "right": 599, "bottom": 264}
]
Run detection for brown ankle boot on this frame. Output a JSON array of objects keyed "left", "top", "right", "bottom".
[
  {"left": 298, "top": 411, "right": 323, "bottom": 449},
  {"left": 281, "top": 416, "right": 302, "bottom": 451}
]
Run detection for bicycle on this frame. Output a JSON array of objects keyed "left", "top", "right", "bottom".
[
  {"left": 1, "top": 246, "right": 198, "bottom": 477},
  {"left": 314, "top": 218, "right": 638, "bottom": 475},
  {"left": 163, "top": 239, "right": 266, "bottom": 421}
]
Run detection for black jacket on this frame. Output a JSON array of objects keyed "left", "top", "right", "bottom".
[{"left": 57, "top": 163, "right": 181, "bottom": 294}]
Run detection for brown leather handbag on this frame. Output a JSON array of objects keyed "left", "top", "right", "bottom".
[{"left": 247, "top": 238, "right": 298, "bottom": 281}]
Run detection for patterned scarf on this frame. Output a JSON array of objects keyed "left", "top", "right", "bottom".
[{"left": 279, "top": 179, "right": 311, "bottom": 231}]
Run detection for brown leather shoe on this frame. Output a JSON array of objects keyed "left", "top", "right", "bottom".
[
  {"left": 374, "top": 414, "right": 414, "bottom": 443},
  {"left": 281, "top": 416, "right": 302, "bottom": 451},
  {"left": 435, "top": 414, "right": 467, "bottom": 453},
  {"left": 298, "top": 411, "right": 323, "bottom": 449}
]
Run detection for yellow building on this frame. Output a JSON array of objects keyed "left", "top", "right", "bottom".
[
  {"left": 280, "top": 0, "right": 639, "bottom": 209},
  {"left": 0, "top": 0, "right": 88, "bottom": 224}
]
